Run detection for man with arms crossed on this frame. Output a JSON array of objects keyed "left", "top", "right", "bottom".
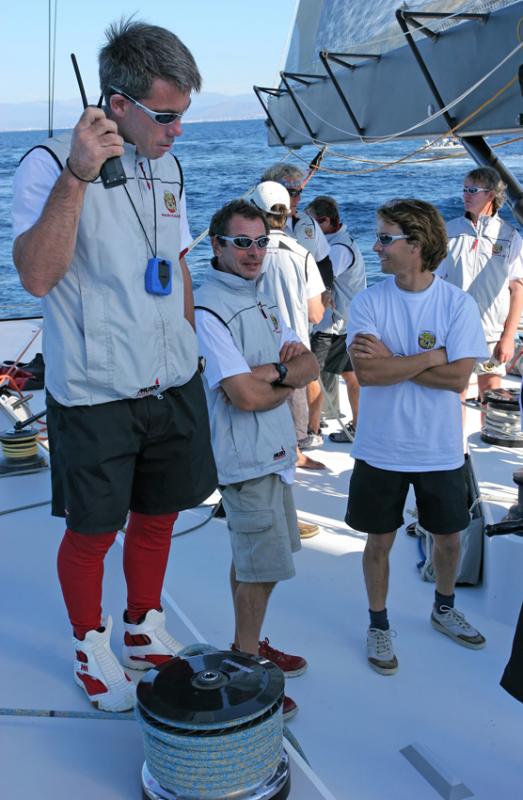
[
  {"left": 195, "top": 199, "right": 319, "bottom": 719},
  {"left": 345, "top": 199, "right": 488, "bottom": 675},
  {"left": 11, "top": 20, "right": 217, "bottom": 711}
]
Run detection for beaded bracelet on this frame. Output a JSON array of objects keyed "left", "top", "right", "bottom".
[{"left": 66, "top": 158, "right": 96, "bottom": 183}]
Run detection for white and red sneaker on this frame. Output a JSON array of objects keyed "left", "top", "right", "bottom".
[
  {"left": 121, "top": 608, "right": 183, "bottom": 670},
  {"left": 73, "top": 616, "right": 135, "bottom": 712}
]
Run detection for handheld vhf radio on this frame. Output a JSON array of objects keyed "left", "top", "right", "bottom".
[{"left": 70, "top": 53, "right": 127, "bottom": 189}]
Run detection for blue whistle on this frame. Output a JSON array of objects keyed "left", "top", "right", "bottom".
[{"left": 145, "top": 257, "right": 172, "bottom": 295}]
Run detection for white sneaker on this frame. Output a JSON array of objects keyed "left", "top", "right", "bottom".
[
  {"left": 367, "top": 628, "right": 398, "bottom": 675},
  {"left": 121, "top": 608, "right": 183, "bottom": 670},
  {"left": 73, "top": 616, "right": 135, "bottom": 712},
  {"left": 431, "top": 605, "right": 486, "bottom": 649}
]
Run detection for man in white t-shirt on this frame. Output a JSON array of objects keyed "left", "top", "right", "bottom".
[
  {"left": 345, "top": 199, "right": 489, "bottom": 675},
  {"left": 194, "top": 199, "right": 320, "bottom": 720},
  {"left": 438, "top": 166, "right": 523, "bottom": 403}
]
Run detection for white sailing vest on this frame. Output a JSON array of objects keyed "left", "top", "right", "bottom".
[
  {"left": 30, "top": 134, "right": 197, "bottom": 406},
  {"left": 315, "top": 224, "right": 366, "bottom": 335},
  {"left": 441, "top": 213, "right": 520, "bottom": 341},
  {"left": 258, "top": 229, "right": 312, "bottom": 345}
]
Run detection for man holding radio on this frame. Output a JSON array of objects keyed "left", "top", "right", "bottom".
[{"left": 12, "top": 19, "right": 217, "bottom": 712}]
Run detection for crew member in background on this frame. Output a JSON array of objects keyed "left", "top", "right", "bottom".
[
  {"left": 261, "top": 164, "right": 334, "bottom": 449},
  {"left": 306, "top": 195, "right": 366, "bottom": 442},
  {"left": 260, "top": 162, "right": 334, "bottom": 290},
  {"left": 195, "top": 199, "right": 320, "bottom": 719},
  {"left": 11, "top": 19, "right": 217, "bottom": 712},
  {"left": 250, "top": 181, "right": 326, "bottom": 480},
  {"left": 346, "top": 199, "right": 488, "bottom": 675},
  {"left": 438, "top": 167, "right": 523, "bottom": 408}
]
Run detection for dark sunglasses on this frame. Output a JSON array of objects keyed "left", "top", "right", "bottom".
[
  {"left": 110, "top": 86, "right": 187, "bottom": 125},
  {"left": 286, "top": 188, "right": 303, "bottom": 198},
  {"left": 218, "top": 235, "right": 270, "bottom": 250},
  {"left": 375, "top": 233, "right": 409, "bottom": 247},
  {"left": 463, "top": 186, "right": 490, "bottom": 195}
]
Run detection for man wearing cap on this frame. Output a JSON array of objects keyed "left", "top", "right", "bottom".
[
  {"left": 251, "top": 181, "right": 326, "bottom": 472},
  {"left": 261, "top": 163, "right": 334, "bottom": 291},
  {"left": 194, "top": 198, "right": 320, "bottom": 720}
]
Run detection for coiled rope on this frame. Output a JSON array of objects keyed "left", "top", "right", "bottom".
[
  {"left": 137, "top": 703, "right": 283, "bottom": 799},
  {"left": 482, "top": 402, "right": 523, "bottom": 445}
]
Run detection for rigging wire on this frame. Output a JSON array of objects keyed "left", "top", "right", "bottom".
[{"left": 48, "top": 0, "right": 58, "bottom": 137}]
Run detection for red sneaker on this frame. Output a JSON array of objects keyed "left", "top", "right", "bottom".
[
  {"left": 283, "top": 694, "right": 298, "bottom": 721},
  {"left": 258, "top": 637, "right": 307, "bottom": 677}
]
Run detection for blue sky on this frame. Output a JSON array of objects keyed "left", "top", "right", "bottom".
[{"left": 2, "top": 1, "right": 298, "bottom": 103}]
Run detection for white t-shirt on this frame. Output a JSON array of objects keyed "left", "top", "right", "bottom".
[
  {"left": 346, "top": 275, "right": 489, "bottom": 471},
  {"left": 11, "top": 147, "right": 193, "bottom": 253},
  {"left": 195, "top": 308, "right": 301, "bottom": 483}
]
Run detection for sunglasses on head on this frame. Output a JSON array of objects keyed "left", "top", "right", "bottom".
[
  {"left": 375, "top": 233, "right": 409, "bottom": 247},
  {"left": 463, "top": 186, "right": 490, "bottom": 195},
  {"left": 110, "top": 86, "right": 187, "bottom": 125},
  {"left": 217, "top": 235, "right": 270, "bottom": 250}
]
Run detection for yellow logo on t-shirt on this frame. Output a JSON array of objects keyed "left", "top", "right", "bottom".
[{"left": 418, "top": 331, "right": 436, "bottom": 350}]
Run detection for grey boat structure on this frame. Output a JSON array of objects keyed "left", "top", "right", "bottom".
[{"left": 256, "top": 0, "right": 523, "bottom": 220}]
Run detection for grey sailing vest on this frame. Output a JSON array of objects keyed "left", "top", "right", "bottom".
[
  {"left": 30, "top": 134, "right": 197, "bottom": 406},
  {"left": 315, "top": 224, "right": 367, "bottom": 335},
  {"left": 195, "top": 267, "right": 297, "bottom": 485}
]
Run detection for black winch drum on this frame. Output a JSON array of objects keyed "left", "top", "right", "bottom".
[
  {"left": 136, "top": 650, "right": 291, "bottom": 800},
  {"left": 480, "top": 388, "right": 523, "bottom": 447},
  {"left": 0, "top": 427, "right": 47, "bottom": 475}
]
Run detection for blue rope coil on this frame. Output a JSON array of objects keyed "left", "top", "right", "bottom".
[{"left": 136, "top": 703, "right": 283, "bottom": 799}]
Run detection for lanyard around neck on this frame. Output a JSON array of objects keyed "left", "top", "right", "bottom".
[{"left": 123, "top": 159, "right": 158, "bottom": 257}]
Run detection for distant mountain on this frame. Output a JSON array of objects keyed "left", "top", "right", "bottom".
[{"left": 0, "top": 91, "right": 264, "bottom": 132}]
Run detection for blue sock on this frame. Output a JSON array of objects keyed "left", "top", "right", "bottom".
[
  {"left": 435, "top": 590, "right": 455, "bottom": 614},
  {"left": 369, "top": 608, "right": 389, "bottom": 631}
]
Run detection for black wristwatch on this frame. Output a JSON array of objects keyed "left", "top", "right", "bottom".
[{"left": 272, "top": 362, "right": 288, "bottom": 386}]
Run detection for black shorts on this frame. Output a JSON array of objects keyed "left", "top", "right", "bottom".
[
  {"left": 311, "top": 332, "right": 353, "bottom": 374},
  {"left": 345, "top": 459, "right": 469, "bottom": 535},
  {"left": 46, "top": 371, "right": 218, "bottom": 533}
]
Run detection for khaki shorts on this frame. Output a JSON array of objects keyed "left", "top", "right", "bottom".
[
  {"left": 474, "top": 341, "right": 506, "bottom": 376},
  {"left": 221, "top": 474, "right": 300, "bottom": 583}
]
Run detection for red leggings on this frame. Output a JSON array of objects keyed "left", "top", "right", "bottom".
[{"left": 57, "top": 511, "right": 178, "bottom": 639}]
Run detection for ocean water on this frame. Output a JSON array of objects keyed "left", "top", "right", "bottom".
[{"left": 1, "top": 118, "right": 523, "bottom": 319}]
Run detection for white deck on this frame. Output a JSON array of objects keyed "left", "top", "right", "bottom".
[{"left": 0, "top": 319, "right": 521, "bottom": 800}]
